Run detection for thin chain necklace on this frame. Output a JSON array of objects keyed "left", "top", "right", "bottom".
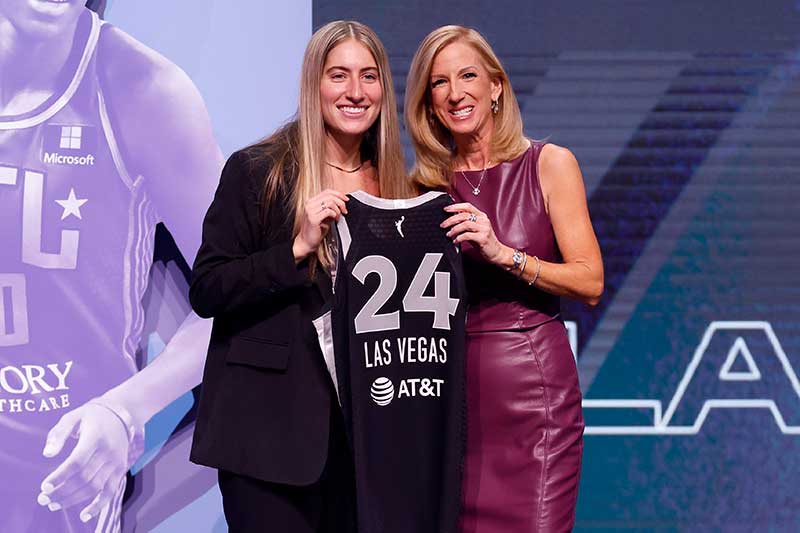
[
  {"left": 460, "top": 166, "right": 488, "bottom": 196},
  {"left": 326, "top": 161, "right": 364, "bottom": 174}
]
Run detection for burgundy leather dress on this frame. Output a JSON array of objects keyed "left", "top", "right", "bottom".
[{"left": 452, "top": 142, "right": 584, "bottom": 532}]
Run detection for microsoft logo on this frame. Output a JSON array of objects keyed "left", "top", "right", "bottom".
[
  {"left": 42, "top": 124, "right": 96, "bottom": 165},
  {"left": 59, "top": 126, "right": 82, "bottom": 150}
]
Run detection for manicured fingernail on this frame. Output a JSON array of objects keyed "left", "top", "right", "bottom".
[
  {"left": 42, "top": 441, "right": 55, "bottom": 457},
  {"left": 38, "top": 493, "right": 51, "bottom": 506},
  {"left": 80, "top": 512, "right": 92, "bottom": 523},
  {"left": 41, "top": 482, "right": 54, "bottom": 494},
  {"left": 48, "top": 502, "right": 61, "bottom": 511}
]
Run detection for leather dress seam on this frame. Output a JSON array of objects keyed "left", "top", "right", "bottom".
[{"left": 524, "top": 329, "right": 551, "bottom": 531}]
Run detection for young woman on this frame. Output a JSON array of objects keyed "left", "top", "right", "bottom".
[
  {"left": 189, "top": 20, "right": 412, "bottom": 532},
  {"left": 405, "top": 25, "right": 604, "bottom": 532}
]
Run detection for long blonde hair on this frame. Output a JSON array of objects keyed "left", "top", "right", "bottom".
[
  {"left": 254, "top": 20, "right": 411, "bottom": 272},
  {"left": 405, "top": 25, "right": 529, "bottom": 190}
]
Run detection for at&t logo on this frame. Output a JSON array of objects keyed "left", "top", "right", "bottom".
[
  {"left": 370, "top": 376, "right": 444, "bottom": 406},
  {"left": 371, "top": 377, "right": 395, "bottom": 406}
]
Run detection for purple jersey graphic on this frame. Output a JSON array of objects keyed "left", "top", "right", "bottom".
[
  {"left": 0, "top": 0, "right": 312, "bottom": 529},
  {"left": 0, "top": 10, "right": 157, "bottom": 532}
]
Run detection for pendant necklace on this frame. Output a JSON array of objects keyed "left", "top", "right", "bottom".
[{"left": 460, "top": 166, "right": 488, "bottom": 196}]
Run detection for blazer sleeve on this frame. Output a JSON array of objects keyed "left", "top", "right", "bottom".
[{"left": 189, "top": 150, "right": 310, "bottom": 318}]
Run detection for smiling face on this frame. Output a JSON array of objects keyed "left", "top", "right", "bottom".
[
  {"left": 319, "top": 38, "right": 383, "bottom": 144},
  {"left": 0, "top": 0, "right": 84, "bottom": 39},
  {"left": 428, "top": 40, "right": 502, "bottom": 141}
]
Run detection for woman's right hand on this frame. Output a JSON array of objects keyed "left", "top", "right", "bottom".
[{"left": 292, "top": 189, "right": 349, "bottom": 262}]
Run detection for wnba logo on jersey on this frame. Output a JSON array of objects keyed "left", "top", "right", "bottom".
[{"left": 42, "top": 124, "right": 97, "bottom": 166}]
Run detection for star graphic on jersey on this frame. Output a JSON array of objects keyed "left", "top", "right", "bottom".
[{"left": 55, "top": 188, "right": 88, "bottom": 220}]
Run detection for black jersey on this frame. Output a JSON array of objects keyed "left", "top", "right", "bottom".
[{"left": 314, "top": 190, "right": 467, "bottom": 533}]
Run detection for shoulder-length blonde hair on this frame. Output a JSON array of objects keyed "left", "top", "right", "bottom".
[
  {"left": 254, "top": 20, "right": 412, "bottom": 272},
  {"left": 405, "top": 25, "right": 529, "bottom": 191}
]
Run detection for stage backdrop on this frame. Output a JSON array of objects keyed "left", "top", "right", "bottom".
[
  {"left": 4, "top": 0, "right": 796, "bottom": 531},
  {"left": 314, "top": 1, "right": 800, "bottom": 531},
  {"left": 106, "top": 1, "right": 311, "bottom": 531}
]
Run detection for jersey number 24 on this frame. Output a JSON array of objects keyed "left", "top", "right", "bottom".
[{"left": 352, "top": 253, "right": 459, "bottom": 334}]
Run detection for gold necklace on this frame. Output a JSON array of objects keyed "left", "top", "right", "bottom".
[{"left": 326, "top": 161, "right": 363, "bottom": 174}]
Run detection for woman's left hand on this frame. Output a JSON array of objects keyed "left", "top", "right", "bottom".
[{"left": 442, "top": 202, "right": 507, "bottom": 264}]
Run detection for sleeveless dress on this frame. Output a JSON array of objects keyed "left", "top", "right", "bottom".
[
  {"left": 0, "top": 11, "right": 157, "bottom": 533},
  {"left": 452, "top": 141, "right": 584, "bottom": 532}
]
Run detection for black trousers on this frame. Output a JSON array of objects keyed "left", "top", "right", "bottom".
[{"left": 218, "top": 404, "right": 356, "bottom": 533}]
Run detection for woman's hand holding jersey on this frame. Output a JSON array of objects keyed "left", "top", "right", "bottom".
[
  {"left": 292, "top": 189, "right": 349, "bottom": 262},
  {"left": 441, "top": 202, "right": 509, "bottom": 265}
]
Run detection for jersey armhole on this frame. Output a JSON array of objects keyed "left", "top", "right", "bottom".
[{"left": 97, "top": 88, "right": 137, "bottom": 192}]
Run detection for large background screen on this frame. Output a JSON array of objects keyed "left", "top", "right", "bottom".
[{"left": 314, "top": 1, "right": 800, "bottom": 530}]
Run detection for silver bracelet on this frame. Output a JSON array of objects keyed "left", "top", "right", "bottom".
[
  {"left": 528, "top": 255, "right": 541, "bottom": 286},
  {"left": 508, "top": 249, "right": 524, "bottom": 272},
  {"left": 516, "top": 252, "right": 528, "bottom": 278},
  {"left": 87, "top": 399, "right": 135, "bottom": 442},
  {"left": 87, "top": 398, "right": 145, "bottom": 467}
]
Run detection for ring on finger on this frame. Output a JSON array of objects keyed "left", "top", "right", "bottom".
[
  {"left": 468, "top": 213, "right": 478, "bottom": 222},
  {"left": 321, "top": 201, "right": 327, "bottom": 210}
]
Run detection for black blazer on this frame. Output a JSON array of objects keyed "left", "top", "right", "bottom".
[{"left": 189, "top": 149, "right": 334, "bottom": 486}]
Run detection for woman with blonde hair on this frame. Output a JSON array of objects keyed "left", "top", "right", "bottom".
[
  {"left": 406, "top": 25, "right": 604, "bottom": 531},
  {"left": 189, "top": 20, "right": 412, "bottom": 532}
]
